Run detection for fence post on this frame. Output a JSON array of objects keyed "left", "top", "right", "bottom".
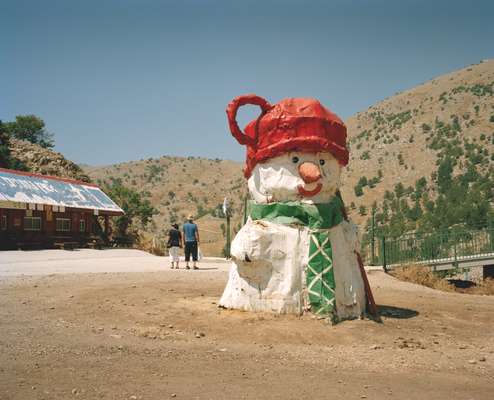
[
  {"left": 380, "top": 235, "right": 387, "bottom": 272},
  {"left": 453, "top": 230, "right": 458, "bottom": 268},
  {"left": 489, "top": 221, "right": 494, "bottom": 251}
]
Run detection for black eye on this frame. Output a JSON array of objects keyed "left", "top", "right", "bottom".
[
  {"left": 292, "top": 156, "right": 299, "bottom": 163},
  {"left": 319, "top": 159, "right": 325, "bottom": 166}
]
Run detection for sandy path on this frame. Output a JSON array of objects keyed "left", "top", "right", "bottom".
[
  {"left": 0, "top": 249, "right": 229, "bottom": 276},
  {"left": 0, "top": 255, "right": 493, "bottom": 399}
]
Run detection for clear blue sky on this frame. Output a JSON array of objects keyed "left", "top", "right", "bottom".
[{"left": 1, "top": 0, "right": 493, "bottom": 165}]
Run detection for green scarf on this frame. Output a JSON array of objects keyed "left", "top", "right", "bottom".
[{"left": 249, "top": 196, "right": 344, "bottom": 316}]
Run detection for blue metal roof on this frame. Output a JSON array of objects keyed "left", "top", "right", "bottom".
[{"left": 0, "top": 169, "right": 124, "bottom": 213}]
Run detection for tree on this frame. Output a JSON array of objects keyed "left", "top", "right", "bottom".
[
  {"left": 0, "top": 121, "right": 11, "bottom": 168},
  {"left": 437, "top": 157, "right": 453, "bottom": 194},
  {"left": 103, "top": 178, "right": 158, "bottom": 239},
  {"left": 415, "top": 177, "right": 427, "bottom": 193},
  {"left": 0, "top": 121, "right": 26, "bottom": 170},
  {"left": 5, "top": 115, "right": 54, "bottom": 148},
  {"left": 394, "top": 182, "right": 405, "bottom": 198}
]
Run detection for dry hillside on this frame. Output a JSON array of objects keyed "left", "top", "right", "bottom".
[
  {"left": 341, "top": 59, "right": 494, "bottom": 225},
  {"left": 84, "top": 157, "right": 245, "bottom": 255}
]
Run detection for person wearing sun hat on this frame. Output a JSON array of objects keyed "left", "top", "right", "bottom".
[
  {"left": 182, "top": 214, "right": 200, "bottom": 270},
  {"left": 167, "top": 223, "right": 182, "bottom": 269}
]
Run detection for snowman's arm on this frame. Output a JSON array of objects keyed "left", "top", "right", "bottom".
[
  {"left": 230, "top": 220, "right": 251, "bottom": 262},
  {"left": 231, "top": 219, "right": 274, "bottom": 263},
  {"left": 230, "top": 225, "right": 253, "bottom": 262}
]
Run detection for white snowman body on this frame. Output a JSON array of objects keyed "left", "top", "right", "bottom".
[{"left": 219, "top": 152, "right": 366, "bottom": 320}]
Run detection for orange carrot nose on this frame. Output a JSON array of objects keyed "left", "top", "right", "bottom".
[{"left": 298, "top": 162, "right": 321, "bottom": 184}]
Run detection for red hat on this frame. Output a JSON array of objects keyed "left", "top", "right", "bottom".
[{"left": 226, "top": 94, "right": 349, "bottom": 178}]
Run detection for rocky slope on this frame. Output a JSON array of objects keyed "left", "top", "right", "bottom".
[{"left": 8, "top": 138, "right": 90, "bottom": 182}]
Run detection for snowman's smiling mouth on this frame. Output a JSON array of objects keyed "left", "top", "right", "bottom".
[{"left": 297, "top": 182, "right": 323, "bottom": 197}]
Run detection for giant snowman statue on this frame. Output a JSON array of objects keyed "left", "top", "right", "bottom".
[{"left": 219, "top": 94, "right": 377, "bottom": 323}]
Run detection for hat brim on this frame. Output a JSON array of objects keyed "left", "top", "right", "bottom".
[{"left": 244, "top": 136, "right": 349, "bottom": 178}]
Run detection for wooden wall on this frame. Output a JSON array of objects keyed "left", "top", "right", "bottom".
[{"left": 0, "top": 206, "right": 101, "bottom": 250}]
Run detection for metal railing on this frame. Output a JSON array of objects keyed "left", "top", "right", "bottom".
[{"left": 361, "top": 228, "right": 494, "bottom": 270}]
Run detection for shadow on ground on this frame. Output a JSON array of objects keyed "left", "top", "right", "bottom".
[
  {"left": 377, "top": 304, "right": 419, "bottom": 319},
  {"left": 446, "top": 279, "right": 476, "bottom": 289}
]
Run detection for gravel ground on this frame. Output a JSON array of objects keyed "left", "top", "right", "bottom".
[{"left": 0, "top": 251, "right": 493, "bottom": 400}]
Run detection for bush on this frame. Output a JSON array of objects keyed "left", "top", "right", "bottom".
[
  {"left": 358, "top": 176, "right": 368, "bottom": 186},
  {"left": 391, "top": 265, "right": 453, "bottom": 292},
  {"left": 421, "top": 123, "right": 431, "bottom": 133},
  {"left": 367, "top": 177, "right": 378, "bottom": 188}
]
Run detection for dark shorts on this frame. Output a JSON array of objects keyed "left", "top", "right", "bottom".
[{"left": 184, "top": 241, "right": 198, "bottom": 262}]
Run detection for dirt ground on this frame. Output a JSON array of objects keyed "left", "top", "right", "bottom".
[{"left": 1, "top": 267, "right": 493, "bottom": 400}]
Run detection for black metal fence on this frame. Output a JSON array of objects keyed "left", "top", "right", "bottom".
[{"left": 361, "top": 228, "right": 494, "bottom": 269}]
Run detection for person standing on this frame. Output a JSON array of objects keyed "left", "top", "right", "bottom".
[
  {"left": 167, "top": 223, "right": 182, "bottom": 269},
  {"left": 183, "top": 214, "right": 200, "bottom": 270}
]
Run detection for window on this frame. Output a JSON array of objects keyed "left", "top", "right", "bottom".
[
  {"left": 56, "top": 218, "right": 71, "bottom": 232},
  {"left": 1, "top": 215, "right": 7, "bottom": 230},
  {"left": 24, "top": 217, "right": 41, "bottom": 231},
  {"left": 79, "top": 219, "right": 86, "bottom": 233}
]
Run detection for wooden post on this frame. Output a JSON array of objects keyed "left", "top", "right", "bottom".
[
  {"left": 88, "top": 213, "right": 93, "bottom": 235},
  {"left": 104, "top": 215, "right": 109, "bottom": 236}
]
